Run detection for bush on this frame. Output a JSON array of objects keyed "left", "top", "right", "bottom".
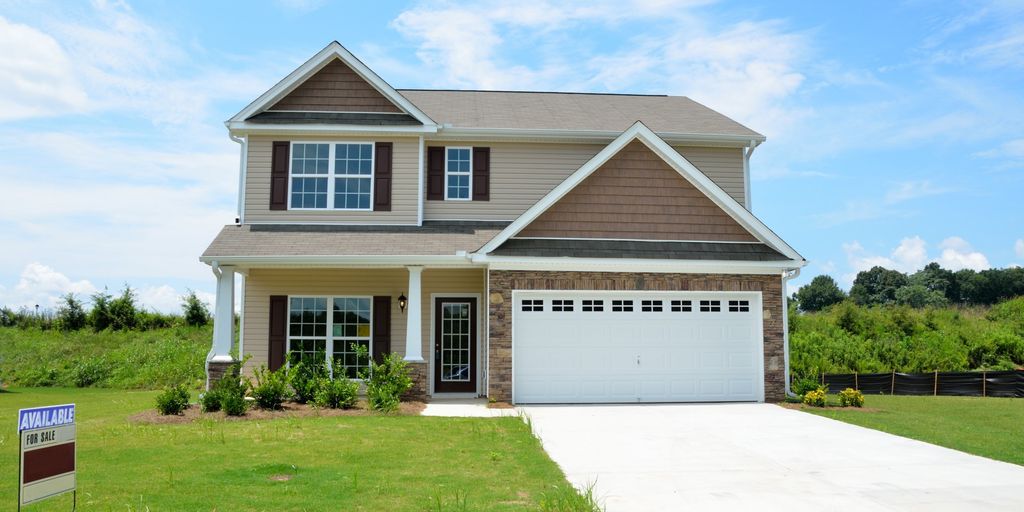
[
  {"left": 182, "top": 290, "right": 211, "bottom": 327},
  {"left": 838, "top": 388, "right": 865, "bottom": 407},
  {"left": 802, "top": 388, "right": 827, "bottom": 407},
  {"left": 72, "top": 358, "right": 111, "bottom": 387},
  {"left": 290, "top": 357, "right": 327, "bottom": 404},
  {"left": 791, "top": 377, "right": 821, "bottom": 397},
  {"left": 200, "top": 388, "right": 223, "bottom": 412},
  {"left": 356, "top": 345, "right": 413, "bottom": 413},
  {"left": 56, "top": 294, "right": 87, "bottom": 331},
  {"left": 313, "top": 376, "right": 359, "bottom": 409},
  {"left": 89, "top": 290, "right": 113, "bottom": 331},
  {"left": 249, "top": 365, "right": 290, "bottom": 410},
  {"left": 221, "top": 392, "right": 247, "bottom": 416},
  {"left": 155, "top": 383, "right": 191, "bottom": 415},
  {"left": 108, "top": 285, "right": 139, "bottom": 331}
]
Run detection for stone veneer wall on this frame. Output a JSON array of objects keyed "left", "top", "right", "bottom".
[
  {"left": 486, "top": 271, "right": 785, "bottom": 403},
  {"left": 403, "top": 362, "right": 429, "bottom": 401}
]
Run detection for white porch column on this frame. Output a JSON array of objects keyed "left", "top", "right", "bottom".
[
  {"left": 404, "top": 265, "right": 425, "bottom": 362},
  {"left": 209, "top": 263, "right": 236, "bottom": 363}
]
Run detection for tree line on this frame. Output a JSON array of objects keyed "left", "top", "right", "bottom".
[
  {"left": 794, "top": 264, "right": 1024, "bottom": 312},
  {"left": 0, "top": 285, "right": 212, "bottom": 331}
]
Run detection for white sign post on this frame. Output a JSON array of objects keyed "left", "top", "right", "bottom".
[{"left": 18, "top": 403, "right": 76, "bottom": 510}]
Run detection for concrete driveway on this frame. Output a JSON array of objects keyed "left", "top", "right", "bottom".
[{"left": 519, "top": 403, "right": 1024, "bottom": 511}]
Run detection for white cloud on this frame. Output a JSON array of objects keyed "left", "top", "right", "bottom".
[
  {"left": 136, "top": 285, "right": 215, "bottom": 314},
  {"left": 884, "top": 180, "right": 953, "bottom": 204},
  {"left": 0, "top": 16, "right": 88, "bottom": 120},
  {"left": 841, "top": 236, "right": 992, "bottom": 286},
  {"left": 0, "top": 263, "right": 97, "bottom": 310},
  {"left": 935, "top": 237, "right": 990, "bottom": 271},
  {"left": 1016, "top": 238, "right": 1024, "bottom": 259}
]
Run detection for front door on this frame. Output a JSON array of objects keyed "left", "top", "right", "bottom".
[{"left": 433, "top": 297, "right": 477, "bottom": 393}]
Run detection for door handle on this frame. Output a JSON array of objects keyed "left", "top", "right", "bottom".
[{"left": 636, "top": 355, "right": 640, "bottom": 366}]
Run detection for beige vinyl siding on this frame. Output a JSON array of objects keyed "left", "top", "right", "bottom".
[
  {"left": 244, "top": 135, "right": 418, "bottom": 224},
  {"left": 424, "top": 141, "right": 745, "bottom": 221},
  {"left": 242, "top": 267, "right": 485, "bottom": 374},
  {"left": 674, "top": 146, "right": 745, "bottom": 206}
]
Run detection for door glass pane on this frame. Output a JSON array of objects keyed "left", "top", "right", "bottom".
[{"left": 440, "top": 302, "right": 471, "bottom": 382}]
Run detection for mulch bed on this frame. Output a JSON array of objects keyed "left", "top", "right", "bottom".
[
  {"left": 130, "top": 400, "right": 426, "bottom": 424},
  {"left": 778, "top": 402, "right": 880, "bottom": 413}
]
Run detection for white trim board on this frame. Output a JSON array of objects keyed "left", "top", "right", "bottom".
[
  {"left": 228, "top": 41, "right": 436, "bottom": 127},
  {"left": 476, "top": 121, "right": 805, "bottom": 264}
]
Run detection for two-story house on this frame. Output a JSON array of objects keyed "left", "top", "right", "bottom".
[{"left": 201, "top": 42, "right": 805, "bottom": 404}]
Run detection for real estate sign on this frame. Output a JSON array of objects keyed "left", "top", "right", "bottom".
[{"left": 18, "top": 404, "right": 76, "bottom": 507}]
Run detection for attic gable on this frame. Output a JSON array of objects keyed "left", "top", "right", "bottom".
[
  {"left": 517, "top": 140, "right": 758, "bottom": 242},
  {"left": 267, "top": 58, "right": 403, "bottom": 114}
]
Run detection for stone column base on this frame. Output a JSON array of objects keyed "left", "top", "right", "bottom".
[
  {"left": 206, "top": 360, "right": 239, "bottom": 391},
  {"left": 402, "top": 362, "right": 429, "bottom": 402}
]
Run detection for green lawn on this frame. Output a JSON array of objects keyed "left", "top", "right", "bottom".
[
  {"left": 799, "top": 394, "right": 1024, "bottom": 466},
  {"left": 1, "top": 388, "right": 572, "bottom": 511}
]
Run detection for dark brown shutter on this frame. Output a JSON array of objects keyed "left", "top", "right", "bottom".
[
  {"left": 270, "top": 141, "right": 290, "bottom": 210},
  {"left": 372, "top": 296, "right": 392, "bottom": 363},
  {"left": 268, "top": 295, "right": 288, "bottom": 370},
  {"left": 373, "top": 142, "right": 392, "bottom": 211},
  {"left": 472, "top": 147, "right": 490, "bottom": 201},
  {"left": 427, "top": 146, "right": 445, "bottom": 200}
]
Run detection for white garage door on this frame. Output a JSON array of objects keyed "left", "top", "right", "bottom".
[{"left": 513, "top": 291, "right": 764, "bottom": 404}]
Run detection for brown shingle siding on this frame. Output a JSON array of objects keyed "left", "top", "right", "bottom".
[
  {"left": 268, "top": 59, "right": 403, "bottom": 113},
  {"left": 517, "top": 141, "right": 757, "bottom": 242}
]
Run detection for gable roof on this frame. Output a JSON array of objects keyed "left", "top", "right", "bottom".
[
  {"left": 228, "top": 41, "right": 435, "bottom": 127},
  {"left": 399, "top": 90, "right": 763, "bottom": 141},
  {"left": 477, "top": 121, "right": 804, "bottom": 263}
]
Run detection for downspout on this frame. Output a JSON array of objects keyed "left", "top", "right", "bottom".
[
  {"left": 417, "top": 135, "right": 425, "bottom": 226},
  {"left": 229, "top": 134, "right": 248, "bottom": 224},
  {"left": 782, "top": 267, "right": 801, "bottom": 397},
  {"left": 742, "top": 139, "right": 760, "bottom": 211}
]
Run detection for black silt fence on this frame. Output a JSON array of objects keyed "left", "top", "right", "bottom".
[{"left": 811, "top": 370, "right": 1024, "bottom": 398}]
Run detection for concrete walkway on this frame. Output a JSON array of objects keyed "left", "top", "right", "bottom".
[
  {"left": 518, "top": 403, "right": 1024, "bottom": 512},
  {"left": 420, "top": 398, "right": 519, "bottom": 418}
]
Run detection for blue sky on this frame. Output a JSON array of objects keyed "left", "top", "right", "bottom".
[{"left": 1, "top": 0, "right": 1022, "bottom": 312}]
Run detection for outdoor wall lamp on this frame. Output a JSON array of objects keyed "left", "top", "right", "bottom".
[{"left": 398, "top": 293, "right": 408, "bottom": 313}]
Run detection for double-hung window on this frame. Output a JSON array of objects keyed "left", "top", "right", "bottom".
[
  {"left": 445, "top": 147, "right": 471, "bottom": 200},
  {"left": 288, "top": 296, "right": 372, "bottom": 379},
  {"left": 290, "top": 142, "right": 373, "bottom": 210}
]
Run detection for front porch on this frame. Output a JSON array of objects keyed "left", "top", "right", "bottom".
[{"left": 207, "top": 265, "right": 487, "bottom": 401}]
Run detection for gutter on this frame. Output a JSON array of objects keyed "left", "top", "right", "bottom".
[
  {"left": 434, "top": 126, "right": 765, "bottom": 145},
  {"left": 782, "top": 267, "right": 801, "bottom": 397},
  {"left": 229, "top": 134, "right": 248, "bottom": 224}
]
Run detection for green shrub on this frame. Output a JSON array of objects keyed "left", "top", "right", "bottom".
[
  {"left": 791, "top": 377, "right": 821, "bottom": 396},
  {"left": 155, "top": 383, "right": 190, "bottom": 415},
  {"left": 290, "top": 357, "right": 327, "bottom": 404},
  {"left": 356, "top": 345, "right": 412, "bottom": 413},
  {"left": 221, "top": 392, "right": 247, "bottom": 416},
  {"left": 72, "top": 358, "right": 111, "bottom": 387},
  {"left": 200, "top": 389, "right": 223, "bottom": 412},
  {"left": 802, "top": 388, "right": 827, "bottom": 407},
  {"left": 838, "top": 388, "right": 865, "bottom": 407},
  {"left": 249, "top": 365, "right": 291, "bottom": 410},
  {"left": 56, "top": 294, "right": 87, "bottom": 331},
  {"left": 181, "top": 289, "right": 211, "bottom": 327},
  {"left": 108, "top": 285, "right": 139, "bottom": 331},
  {"left": 313, "top": 376, "right": 359, "bottom": 409}
]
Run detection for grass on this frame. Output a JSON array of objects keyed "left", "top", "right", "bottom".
[
  {"left": 0, "top": 388, "right": 582, "bottom": 511},
  {"left": 0, "top": 326, "right": 209, "bottom": 389},
  {"left": 799, "top": 394, "right": 1024, "bottom": 466}
]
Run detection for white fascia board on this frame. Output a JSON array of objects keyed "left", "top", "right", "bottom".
[
  {"left": 227, "top": 122, "right": 438, "bottom": 136},
  {"left": 199, "top": 254, "right": 477, "bottom": 267},
  {"left": 228, "top": 41, "right": 436, "bottom": 127},
  {"left": 432, "top": 126, "right": 762, "bottom": 145},
  {"left": 472, "top": 254, "right": 803, "bottom": 275},
  {"left": 477, "top": 121, "right": 804, "bottom": 263}
]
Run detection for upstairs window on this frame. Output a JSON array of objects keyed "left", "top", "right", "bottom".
[
  {"left": 445, "top": 147, "right": 472, "bottom": 200},
  {"left": 290, "top": 142, "right": 373, "bottom": 210}
]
